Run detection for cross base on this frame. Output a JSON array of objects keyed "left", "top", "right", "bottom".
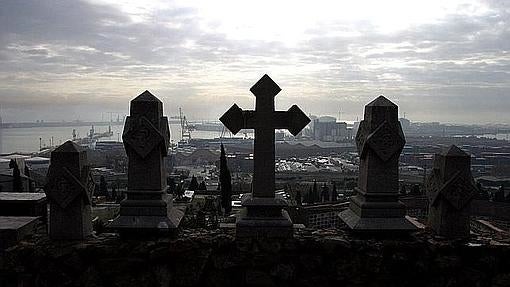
[
  {"left": 108, "top": 188, "right": 184, "bottom": 235},
  {"left": 236, "top": 194, "right": 293, "bottom": 238},
  {"left": 339, "top": 188, "right": 419, "bottom": 231}
]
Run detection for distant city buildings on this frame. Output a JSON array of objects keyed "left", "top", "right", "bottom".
[{"left": 305, "top": 115, "right": 353, "bottom": 142}]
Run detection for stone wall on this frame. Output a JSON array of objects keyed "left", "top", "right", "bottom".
[{"left": 1, "top": 228, "right": 510, "bottom": 287}]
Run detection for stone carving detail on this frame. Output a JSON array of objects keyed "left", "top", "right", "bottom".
[
  {"left": 46, "top": 167, "right": 87, "bottom": 209},
  {"left": 123, "top": 116, "right": 164, "bottom": 159},
  {"left": 366, "top": 121, "right": 404, "bottom": 162},
  {"left": 429, "top": 171, "right": 477, "bottom": 210}
]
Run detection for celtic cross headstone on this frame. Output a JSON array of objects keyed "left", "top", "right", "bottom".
[
  {"left": 109, "top": 91, "right": 183, "bottom": 234},
  {"left": 426, "top": 145, "right": 476, "bottom": 238},
  {"left": 339, "top": 96, "right": 418, "bottom": 231},
  {"left": 45, "top": 141, "right": 92, "bottom": 239},
  {"left": 220, "top": 74, "right": 310, "bottom": 238}
]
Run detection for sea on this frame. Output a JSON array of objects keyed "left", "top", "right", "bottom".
[
  {"left": 0, "top": 123, "right": 225, "bottom": 154},
  {"left": 0, "top": 124, "right": 507, "bottom": 155}
]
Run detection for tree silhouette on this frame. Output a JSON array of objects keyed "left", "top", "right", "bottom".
[
  {"left": 9, "top": 159, "right": 23, "bottom": 192},
  {"left": 219, "top": 144, "right": 232, "bottom": 215},
  {"left": 312, "top": 180, "right": 319, "bottom": 203},
  {"left": 296, "top": 188, "right": 302, "bottom": 206},
  {"left": 189, "top": 175, "right": 199, "bottom": 191},
  {"left": 99, "top": 175, "right": 108, "bottom": 197},
  {"left": 167, "top": 177, "right": 176, "bottom": 194},
  {"left": 331, "top": 182, "right": 338, "bottom": 202},
  {"left": 321, "top": 183, "right": 329, "bottom": 202},
  {"left": 305, "top": 186, "right": 313, "bottom": 204}
]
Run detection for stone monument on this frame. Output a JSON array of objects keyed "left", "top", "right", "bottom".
[
  {"left": 109, "top": 91, "right": 183, "bottom": 234},
  {"left": 426, "top": 145, "right": 477, "bottom": 238},
  {"left": 44, "top": 141, "right": 92, "bottom": 240},
  {"left": 220, "top": 74, "right": 310, "bottom": 238},
  {"left": 339, "top": 96, "right": 418, "bottom": 231}
]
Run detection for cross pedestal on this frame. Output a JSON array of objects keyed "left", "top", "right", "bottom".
[{"left": 220, "top": 75, "right": 310, "bottom": 238}]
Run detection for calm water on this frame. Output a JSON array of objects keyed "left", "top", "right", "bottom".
[{"left": 0, "top": 124, "right": 225, "bottom": 154}]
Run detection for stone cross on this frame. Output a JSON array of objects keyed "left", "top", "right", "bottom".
[
  {"left": 44, "top": 141, "right": 92, "bottom": 240},
  {"left": 339, "top": 96, "right": 418, "bottom": 231},
  {"left": 109, "top": 91, "right": 183, "bottom": 234},
  {"left": 220, "top": 74, "right": 310, "bottom": 198},
  {"left": 220, "top": 74, "right": 310, "bottom": 238},
  {"left": 426, "top": 145, "right": 476, "bottom": 238}
]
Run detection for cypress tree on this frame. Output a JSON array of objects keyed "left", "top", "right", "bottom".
[
  {"left": 321, "top": 183, "right": 329, "bottom": 202},
  {"left": 312, "top": 180, "right": 318, "bottom": 203},
  {"left": 306, "top": 186, "right": 313, "bottom": 204},
  {"left": 331, "top": 182, "right": 338, "bottom": 202},
  {"left": 9, "top": 159, "right": 23, "bottom": 192},
  {"left": 189, "top": 175, "right": 199, "bottom": 191},
  {"left": 219, "top": 144, "right": 232, "bottom": 215},
  {"left": 99, "top": 175, "right": 108, "bottom": 197}
]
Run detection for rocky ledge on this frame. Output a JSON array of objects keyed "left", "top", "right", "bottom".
[{"left": 1, "top": 228, "right": 510, "bottom": 287}]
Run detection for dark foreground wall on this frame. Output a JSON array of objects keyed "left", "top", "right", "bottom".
[{"left": 1, "top": 229, "right": 510, "bottom": 287}]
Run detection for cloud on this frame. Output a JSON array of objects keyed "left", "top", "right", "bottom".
[{"left": 0, "top": 0, "right": 508, "bottom": 124}]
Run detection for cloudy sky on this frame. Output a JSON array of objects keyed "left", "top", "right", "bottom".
[{"left": 0, "top": 0, "right": 508, "bottom": 124}]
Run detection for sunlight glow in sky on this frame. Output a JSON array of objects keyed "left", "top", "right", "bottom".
[{"left": 0, "top": 0, "right": 508, "bottom": 124}]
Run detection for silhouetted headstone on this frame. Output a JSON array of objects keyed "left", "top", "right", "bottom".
[
  {"left": 109, "top": 91, "right": 183, "bottom": 234},
  {"left": 426, "top": 145, "right": 476, "bottom": 238},
  {"left": 44, "top": 141, "right": 92, "bottom": 240},
  {"left": 220, "top": 75, "right": 310, "bottom": 238},
  {"left": 339, "top": 96, "right": 418, "bottom": 231}
]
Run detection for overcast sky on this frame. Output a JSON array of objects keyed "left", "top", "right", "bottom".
[{"left": 0, "top": 0, "right": 508, "bottom": 124}]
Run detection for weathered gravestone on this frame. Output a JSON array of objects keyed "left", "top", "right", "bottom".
[
  {"left": 109, "top": 91, "right": 183, "bottom": 234},
  {"left": 220, "top": 74, "right": 310, "bottom": 238},
  {"left": 426, "top": 145, "right": 477, "bottom": 238},
  {"left": 44, "top": 141, "right": 93, "bottom": 240},
  {"left": 339, "top": 96, "right": 418, "bottom": 231}
]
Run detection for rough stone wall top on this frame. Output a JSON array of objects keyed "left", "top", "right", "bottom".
[{"left": 3, "top": 229, "right": 510, "bottom": 287}]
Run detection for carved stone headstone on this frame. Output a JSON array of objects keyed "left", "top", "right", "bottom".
[
  {"left": 109, "top": 91, "right": 183, "bottom": 234},
  {"left": 220, "top": 74, "right": 310, "bottom": 238},
  {"left": 426, "top": 145, "right": 476, "bottom": 238},
  {"left": 339, "top": 96, "right": 418, "bottom": 231},
  {"left": 44, "top": 141, "right": 92, "bottom": 240}
]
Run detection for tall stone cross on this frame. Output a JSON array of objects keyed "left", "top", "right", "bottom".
[{"left": 220, "top": 74, "right": 310, "bottom": 198}]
